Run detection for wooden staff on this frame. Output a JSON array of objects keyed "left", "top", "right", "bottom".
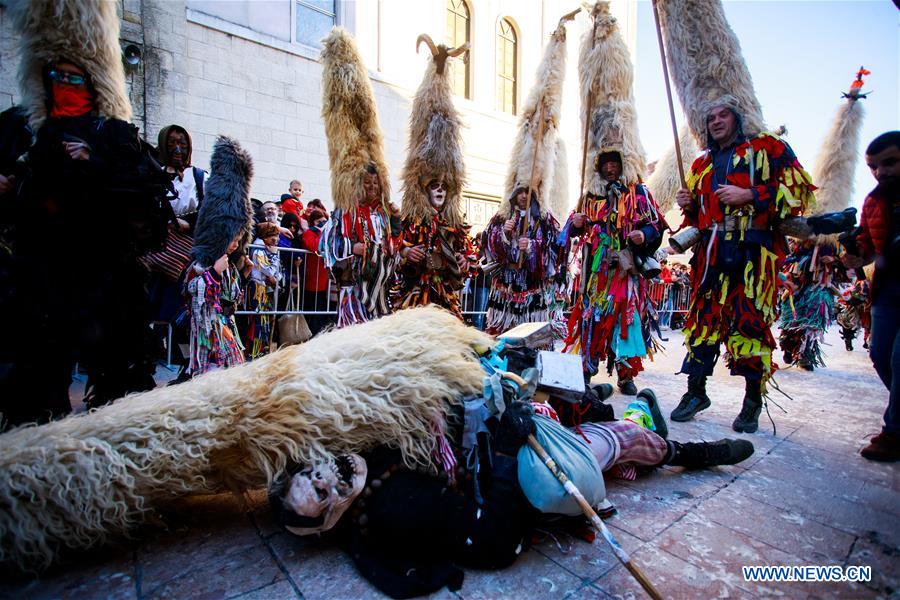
[
  {"left": 576, "top": 11, "right": 600, "bottom": 214},
  {"left": 651, "top": 0, "right": 687, "bottom": 190},
  {"left": 500, "top": 371, "right": 662, "bottom": 599},
  {"left": 518, "top": 102, "right": 547, "bottom": 267}
]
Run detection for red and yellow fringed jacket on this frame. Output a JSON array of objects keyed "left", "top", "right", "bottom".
[{"left": 393, "top": 215, "right": 478, "bottom": 319}]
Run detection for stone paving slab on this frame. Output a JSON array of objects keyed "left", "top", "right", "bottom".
[{"left": 1, "top": 326, "right": 898, "bottom": 599}]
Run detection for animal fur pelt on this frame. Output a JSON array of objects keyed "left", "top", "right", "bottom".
[
  {"left": 191, "top": 136, "right": 255, "bottom": 268},
  {"left": 13, "top": 0, "right": 132, "bottom": 131},
  {"left": 657, "top": 0, "right": 765, "bottom": 147},
  {"left": 548, "top": 138, "right": 570, "bottom": 221},
  {"left": 0, "top": 306, "right": 491, "bottom": 569},
  {"left": 321, "top": 27, "right": 390, "bottom": 212},
  {"left": 501, "top": 13, "right": 574, "bottom": 219},
  {"left": 646, "top": 124, "right": 697, "bottom": 214},
  {"left": 811, "top": 97, "right": 865, "bottom": 215},
  {"left": 400, "top": 35, "right": 467, "bottom": 227},
  {"left": 580, "top": 1, "right": 647, "bottom": 192}
]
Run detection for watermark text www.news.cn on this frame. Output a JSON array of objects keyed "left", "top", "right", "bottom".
[{"left": 742, "top": 565, "right": 872, "bottom": 583}]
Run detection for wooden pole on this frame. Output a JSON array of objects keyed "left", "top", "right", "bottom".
[
  {"left": 651, "top": 0, "right": 687, "bottom": 190},
  {"left": 518, "top": 102, "right": 547, "bottom": 267},
  {"left": 575, "top": 14, "right": 599, "bottom": 214},
  {"left": 526, "top": 434, "right": 663, "bottom": 600}
]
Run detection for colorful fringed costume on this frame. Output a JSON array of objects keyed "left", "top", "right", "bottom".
[
  {"left": 393, "top": 35, "right": 474, "bottom": 318},
  {"left": 319, "top": 28, "right": 398, "bottom": 328},
  {"left": 565, "top": 2, "right": 664, "bottom": 384},
  {"left": 778, "top": 240, "right": 842, "bottom": 369},
  {"left": 187, "top": 261, "right": 245, "bottom": 375},
  {"left": 563, "top": 182, "right": 663, "bottom": 379},
  {"left": 483, "top": 196, "right": 565, "bottom": 336},
  {"left": 244, "top": 243, "right": 282, "bottom": 359},
  {"left": 680, "top": 132, "right": 816, "bottom": 385},
  {"left": 836, "top": 279, "right": 871, "bottom": 350},
  {"left": 320, "top": 204, "right": 399, "bottom": 328},
  {"left": 395, "top": 217, "right": 477, "bottom": 318}
]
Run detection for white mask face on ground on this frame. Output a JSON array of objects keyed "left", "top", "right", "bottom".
[{"left": 282, "top": 454, "right": 367, "bottom": 536}]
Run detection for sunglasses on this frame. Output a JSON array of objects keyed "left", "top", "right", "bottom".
[{"left": 49, "top": 70, "right": 87, "bottom": 86}]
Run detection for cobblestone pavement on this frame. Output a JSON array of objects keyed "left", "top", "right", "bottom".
[{"left": 2, "top": 326, "right": 898, "bottom": 599}]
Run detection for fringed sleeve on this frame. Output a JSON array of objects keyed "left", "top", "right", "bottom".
[{"left": 737, "top": 134, "right": 817, "bottom": 220}]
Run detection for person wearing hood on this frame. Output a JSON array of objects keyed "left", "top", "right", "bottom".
[
  {"left": 3, "top": 0, "right": 172, "bottom": 422},
  {"left": 672, "top": 99, "right": 815, "bottom": 433}
]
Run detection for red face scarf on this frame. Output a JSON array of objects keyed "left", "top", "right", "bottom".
[{"left": 50, "top": 83, "right": 94, "bottom": 118}]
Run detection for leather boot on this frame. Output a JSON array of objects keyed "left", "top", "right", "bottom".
[
  {"left": 670, "top": 374, "right": 711, "bottom": 422},
  {"left": 667, "top": 439, "right": 755, "bottom": 468},
  {"left": 732, "top": 379, "right": 763, "bottom": 433}
]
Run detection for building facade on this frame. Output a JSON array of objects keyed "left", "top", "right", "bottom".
[{"left": 0, "top": 0, "right": 636, "bottom": 229}]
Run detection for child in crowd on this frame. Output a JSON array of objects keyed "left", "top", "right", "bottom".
[{"left": 244, "top": 222, "right": 283, "bottom": 359}]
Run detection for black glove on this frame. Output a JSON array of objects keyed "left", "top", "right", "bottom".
[
  {"left": 493, "top": 401, "right": 536, "bottom": 456},
  {"left": 808, "top": 208, "right": 857, "bottom": 236}
]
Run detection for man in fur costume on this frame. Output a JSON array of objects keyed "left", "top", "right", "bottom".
[
  {"left": 671, "top": 100, "right": 815, "bottom": 432},
  {"left": 318, "top": 28, "right": 401, "bottom": 328},
  {"left": 483, "top": 14, "right": 575, "bottom": 336},
  {"left": 1, "top": 0, "right": 171, "bottom": 424},
  {"left": 778, "top": 239, "right": 843, "bottom": 371},
  {"left": 394, "top": 36, "right": 476, "bottom": 319},
  {"left": 654, "top": 0, "right": 815, "bottom": 433},
  {"left": 778, "top": 70, "right": 869, "bottom": 372},
  {"left": 563, "top": 2, "right": 665, "bottom": 395}
]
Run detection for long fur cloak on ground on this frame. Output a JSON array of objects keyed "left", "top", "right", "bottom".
[
  {"left": 400, "top": 36, "right": 467, "bottom": 227},
  {"left": 191, "top": 136, "right": 255, "bottom": 267},
  {"left": 656, "top": 0, "right": 765, "bottom": 146},
  {"left": 14, "top": 0, "right": 132, "bottom": 131},
  {"left": 501, "top": 14, "right": 573, "bottom": 219},
  {"left": 321, "top": 27, "right": 390, "bottom": 211},
  {"left": 811, "top": 94, "right": 865, "bottom": 215},
  {"left": 0, "top": 306, "right": 491, "bottom": 569},
  {"left": 580, "top": 1, "right": 646, "bottom": 192}
]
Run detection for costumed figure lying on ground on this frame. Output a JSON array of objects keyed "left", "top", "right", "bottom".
[
  {"left": 563, "top": 2, "right": 665, "bottom": 396},
  {"left": 268, "top": 345, "right": 754, "bottom": 599},
  {"left": 778, "top": 239, "right": 843, "bottom": 370},
  {"left": 244, "top": 222, "right": 284, "bottom": 359},
  {"left": 836, "top": 277, "right": 871, "bottom": 351},
  {"left": 393, "top": 36, "right": 476, "bottom": 318},
  {"left": 0, "top": 306, "right": 491, "bottom": 570},
  {"left": 778, "top": 68, "right": 870, "bottom": 370},
  {"left": 1, "top": 0, "right": 172, "bottom": 423},
  {"left": 185, "top": 136, "right": 253, "bottom": 376},
  {"left": 318, "top": 28, "right": 400, "bottom": 328},
  {"left": 483, "top": 12, "right": 575, "bottom": 336},
  {"left": 656, "top": 0, "right": 815, "bottom": 434}
]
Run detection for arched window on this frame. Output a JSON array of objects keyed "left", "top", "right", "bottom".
[
  {"left": 496, "top": 18, "right": 517, "bottom": 115},
  {"left": 446, "top": 0, "right": 471, "bottom": 98}
]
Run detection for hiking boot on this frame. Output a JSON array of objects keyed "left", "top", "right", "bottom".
[
  {"left": 860, "top": 432, "right": 900, "bottom": 462},
  {"left": 590, "top": 383, "right": 615, "bottom": 402},
  {"left": 618, "top": 378, "right": 638, "bottom": 396},
  {"left": 667, "top": 439, "right": 755, "bottom": 468},
  {"left": 637, "top": 388, "right": 667, "bottom": 439},
  {"left": 732, "top": 380, "right": 763, "bottom": 433},
  {"left": 670, "top": 375, "right": 710, "bottom": 422}
]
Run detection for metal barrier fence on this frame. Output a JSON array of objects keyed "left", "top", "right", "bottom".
[
  {"left": 649, "top": 281, "right": 691, "bottom": 328},
  {"left": 233, "top": 244, "right": 489, "bottom": 320}
]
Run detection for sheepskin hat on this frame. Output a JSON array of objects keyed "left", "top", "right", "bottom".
[
  {"left": 580, "top": 1, "right": 647, "bottom": 191},
  {"left": 399, "top": 34, "right": 468, "bottom": 227},
  {"left": 320, "top": 28, "right": 390, "bottom": 212},
  {"left": 192, "top": 136, "right": 255, "bottom": 268},
  {"left": 13, "top": 0, "right": 132, "bottom": 131},
  {"left": 656, "top": 0, "right": 766, "bottom": 147},
  {"left": 501, "top": 10, "right": 576, "bottom": 219}
]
